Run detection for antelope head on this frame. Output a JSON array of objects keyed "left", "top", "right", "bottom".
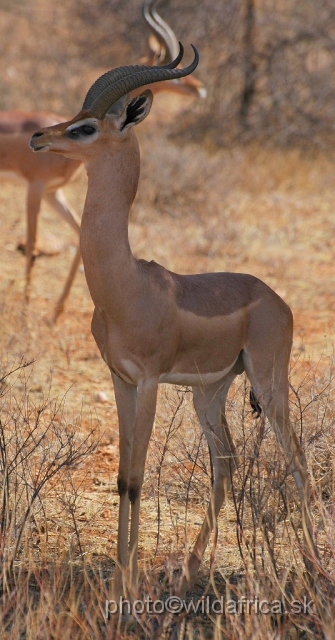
[
  {"left": 142, "top": 1, "right": 207, "bottom": 98},
  {"left": 30, "top": 44, "right": 199, "bottom": 162}
]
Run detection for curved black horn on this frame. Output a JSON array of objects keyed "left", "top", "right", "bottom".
[
  {"left": 83, "top": 43, "right": 184, "bottom": 111},
  {"left": 142, "top": 1, "right": 180, "bottom": 63},
  {"left": 87, "top": 45, "right": 199, "bottom": 119}
]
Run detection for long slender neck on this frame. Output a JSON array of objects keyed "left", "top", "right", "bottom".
[{"left": 80, "top": 131, "right": 140, "bottom": 310}]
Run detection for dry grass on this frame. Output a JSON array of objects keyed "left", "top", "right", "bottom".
[
  {"left": 0, "top": 134, "right": 334, "bottom": 637},
  {"left": 0, "top": 1, "right": 335, "bottom": 636}
]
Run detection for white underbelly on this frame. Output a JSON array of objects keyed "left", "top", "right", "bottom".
[
  {"left": 159, "top": 361, "right": 237, "bottom": 385},
  {"left": 0, "top": 170, "right": 26, "bottom": 184},
  {"left": 0, "top": 171, "right": 65, "bottom": 191},
  {"left": 118, "top": 357, "right": 238, "bottom": 387},
  {"left": 45, "top": 177, "right": 68, "bottom": 190}
]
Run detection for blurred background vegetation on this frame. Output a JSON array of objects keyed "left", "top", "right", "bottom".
[
  {"left": 1, "top": 0, "right": 335, "bottom": 149},
  {"left": 0, "top": 5, "right": 334, "bottom": 637}
]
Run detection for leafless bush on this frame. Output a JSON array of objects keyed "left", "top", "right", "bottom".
[
  {"left": 1, "top": 0, "right": 335, "bottom": 148},
  {"left": 223, "top": 360, "right": 335, "bottom": 637},
  {"left": 0, "top": 356, "right": 332, "bottom": 638},
  {"left": 143, "top": 357, "right": 335, "bottom": 638},
  {"left": 0, "top": 359, "right": 99, "bottom": 584}
]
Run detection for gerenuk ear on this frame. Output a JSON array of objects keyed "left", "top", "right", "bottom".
[{"left": 117, "top": 90, "right": 153, "bottom": 131}]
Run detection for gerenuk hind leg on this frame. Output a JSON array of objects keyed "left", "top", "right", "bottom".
[{"left": 180, "top": 373, "right": 238, "bottom": 595}]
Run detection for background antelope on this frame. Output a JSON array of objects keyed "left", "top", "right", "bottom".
[
  {"left": 30, "top": 45, "right": 317, "bottom": 600},
  {"left": 142, "top": 0, "right": 207, "bottom": 98},
  {"left": 0, "top": 0, "right": 205, "bottom": 323},
  {"left": 0, "top": 110, "right": 82, "bottom": 314}
]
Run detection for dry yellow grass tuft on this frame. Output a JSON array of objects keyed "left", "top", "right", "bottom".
[
  {"left": 0, "top": 137, "right": 334, "bottom": 637},
  {"left": 0, "top": 1, "right": 334, "bottom": 634}
]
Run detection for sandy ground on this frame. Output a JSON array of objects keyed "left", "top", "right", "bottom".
[{"left": 0, "top": 93, "right": 334, "bottom": 579}]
